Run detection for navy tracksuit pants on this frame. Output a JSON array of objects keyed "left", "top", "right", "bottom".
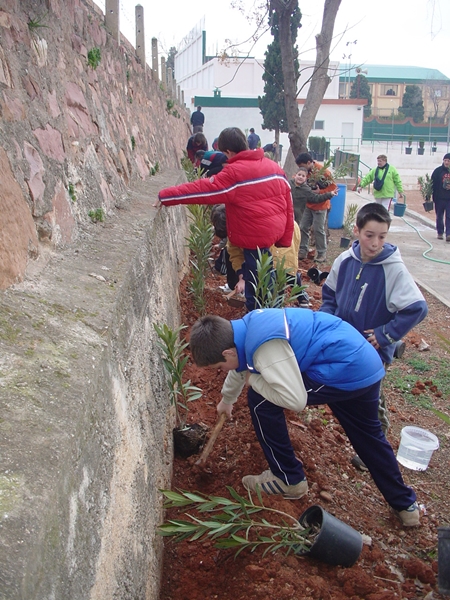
[
  {"left": 243, "top": 247, "right": 273, "bottom": 312},
  {"left": 247, "top": 373, "right": 416, "bottom": 511}
]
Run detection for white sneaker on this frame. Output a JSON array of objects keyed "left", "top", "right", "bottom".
[{"left": 218, "top": 284, "right": 231, "bottom": 293}]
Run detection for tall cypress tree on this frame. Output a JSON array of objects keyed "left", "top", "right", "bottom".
[
  {"left": 400, "top": 85, "right": 425, "bottom": 123},
  {"left": 350, "top": 74, "right": 372, "bottom": 117},
  {"left": 258, "top": 7, "right": 301, "bottom": 142}
]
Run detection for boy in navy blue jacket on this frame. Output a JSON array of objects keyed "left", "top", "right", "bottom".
[
  {"left": 320, "top": 203, "right": 428, "bottom": 464},
  {"left": 189, "top": 308, "right": 420, "bottom": 527}
]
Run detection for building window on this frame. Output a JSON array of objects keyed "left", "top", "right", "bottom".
[
  {"left": 313, "top": 120, "right": 324, "bottom": 130},
  {"left": 382, "top": 85, "right": 398, "bottom": 96}
]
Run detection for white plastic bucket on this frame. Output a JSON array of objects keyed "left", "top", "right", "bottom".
[{"left": 397, "top": 426, "right": 439, "bottom": 471}]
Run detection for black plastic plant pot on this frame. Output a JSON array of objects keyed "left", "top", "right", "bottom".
[
  {"left": 405, "top": 147, "right": 412, "bottom": 154},
  {"left": 298, "top": 505, "right": 363, "bottom": 567},
  {"left": 438, "top": 526, "right": 450, "bottom": 596},
  {"left": 307, "top": 267, "right": 329, "bottom": 285},
  {"left": 340, "top": 237, "right": 351, "bottom": 249},
  {"left": 423, "top": 201, "right": 434, "bottom": 212}
]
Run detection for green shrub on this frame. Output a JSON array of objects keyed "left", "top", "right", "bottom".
[
  {"left": 88, "top": 208, "right": 105, "bottom": 223},
  {"left": 68, "top": 183, "right": 76, "bottom": 202},
  {"left": 87, "top": 47, "right": 101, "bottom": 69}
]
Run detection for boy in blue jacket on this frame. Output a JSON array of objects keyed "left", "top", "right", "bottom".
[
  {"left": 320, "top": 203, "right": 428, "bottom": 467},
  {"left": 189, "top": 308, "right": 420, "bottom": 527}
]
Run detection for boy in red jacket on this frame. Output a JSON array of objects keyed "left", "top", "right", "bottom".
[{"left": 155, "top": 127, "right": 294, "bottom": 311}]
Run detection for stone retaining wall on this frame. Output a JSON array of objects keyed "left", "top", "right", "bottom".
[{"left": 0, "top": 0, "right": 190, "bottom": 289}]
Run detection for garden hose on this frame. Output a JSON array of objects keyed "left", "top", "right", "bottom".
[{"left": 401, "top": 217, "right": 450, "bottom": 266}]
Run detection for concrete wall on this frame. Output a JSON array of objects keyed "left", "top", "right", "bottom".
[{"left": 0, "top": 0, "right": 193, "bottom": 598}]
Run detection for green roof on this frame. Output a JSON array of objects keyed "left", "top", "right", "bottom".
[
  {"left": 194, "top": 96, "right": 259, "bottom": 108},
  {"left": 339, "top": 64, "right": 450, "bottom": 84}
]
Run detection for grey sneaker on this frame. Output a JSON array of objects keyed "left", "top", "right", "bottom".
[
  {"left": 351, "top": 455, "right": 368, "bottom": 471},
  {"left": 394, "top": 502, "right": 420, "bottom": 527},
  {"left": 393, "top": 340, "right": 406, "bottom": 359},
  {"left": 242, "top": 469, "right": 308, "bottom": 500},
  {"left": 298, "top": 252, "right": 307, "bottom": 260},
  {"left": 315, "top": 254, "right": 327, "bottom": 263}
]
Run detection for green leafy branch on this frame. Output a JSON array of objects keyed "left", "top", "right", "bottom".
[{"left": 158, "top": 487, "right": 312, "bottom": 557}]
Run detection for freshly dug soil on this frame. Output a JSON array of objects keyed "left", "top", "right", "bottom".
[{"left": 159, "top": 227, "right": 450, "bottom": 600}]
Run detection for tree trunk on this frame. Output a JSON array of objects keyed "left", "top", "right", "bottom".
[{"left": 272, "top": 0, "right": 342, "bottom": 159}]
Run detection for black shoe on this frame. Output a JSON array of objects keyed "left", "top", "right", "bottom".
[{"left": 297, "top": 291, "right": 311, "bottom": 308}]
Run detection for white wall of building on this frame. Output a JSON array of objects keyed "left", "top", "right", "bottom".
[
  {"left": 201, "top": 101, "right": 364, "bottom": 165},
  {"left": 176, "top": 24, "right": 363, "bottom": 164}
]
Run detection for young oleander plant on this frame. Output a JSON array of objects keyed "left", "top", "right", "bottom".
[
  {"left": 154, "top": 323, "right": 202, "bottom": 430},
  {"left": 251, "top": 249, "right": 306, "bottom": 309},
  {"left": 186, "top": 206, "right": 214, "bottom": 314}
]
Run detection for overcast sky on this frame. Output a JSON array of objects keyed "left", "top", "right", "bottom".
[{"left": 97, "top": 1, "right": 450, "bottom": 78}]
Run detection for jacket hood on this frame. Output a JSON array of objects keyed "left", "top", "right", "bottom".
[{"left": 349, "top": 241, "right": 403, "bottom": 265}]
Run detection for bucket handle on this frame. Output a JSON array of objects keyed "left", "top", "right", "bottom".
[{"left": 396, "top": 193, "right": 406, "bottom": 206}]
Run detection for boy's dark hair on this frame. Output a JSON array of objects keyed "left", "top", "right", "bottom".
[
  {"left": 356, "top": 202, "right": 392, "bottom": 230},
  {"left": 249, "top": 127, "right": 255, "bottom": 133},
  {"left": 295, "top": 152, "right": 313, "bottom": 166},
  {"left": 189, "top": 315, "right": 235, "bottom": 367},
  {"left": 193, "top": 132, "right": 207, "bottom": 146},
  {"left": 195, "top": 149, "right": 206, "bottom": 160},
  {"left": 196, "top": 106, "right": 202, "bottom": 111},
  {"left": 218, "top": 127, "right": 248, "bottom": 154},
  {"left": 210, "top": 204, "right": 227, "bottom": 239}
]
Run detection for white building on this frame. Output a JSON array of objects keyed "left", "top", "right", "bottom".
[{"left": 174, "top": 22, "right": 366, "bottom": 158}]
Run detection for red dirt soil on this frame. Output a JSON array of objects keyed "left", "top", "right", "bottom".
[{"left": 159, "top": 229, "right": 450, "bottom": 600}]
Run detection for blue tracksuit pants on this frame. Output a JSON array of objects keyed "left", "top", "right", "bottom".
[{"left": 247, "top": 373, "right": 416, "bottom": 511}]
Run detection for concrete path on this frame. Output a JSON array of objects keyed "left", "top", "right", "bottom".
[{"left": 345, "top": 189, "right": 450, "bottom": 308}]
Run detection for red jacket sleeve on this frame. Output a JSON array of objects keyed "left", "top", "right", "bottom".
[{"left": 158, "top": 169, "right": 236, "bottom": 206}]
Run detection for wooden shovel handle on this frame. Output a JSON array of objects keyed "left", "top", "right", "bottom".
[{"left": 195, "top": 413, "right": 227, "bottom": 466}]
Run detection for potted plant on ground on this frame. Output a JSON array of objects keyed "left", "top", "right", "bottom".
[
  {"left": 158, "top": 487, "right": 363, "bottom": 567},
  {"left": 418, "top": 174, "right": 434, "bottom": 212},
  {"left": 340, "top": 203, "right": 359, "bottom": 248},
  {"left": 418, "top": 139, "right": 425, "bottom": 155},
  {"left": 432, "top": 140, "right": 437, "bottom": 153},
  {"left": 405, "top": 136, "right": 413, "bottom": 154},
  {"left": 154, "top": 323, "right": 205, "bottom": 457}
]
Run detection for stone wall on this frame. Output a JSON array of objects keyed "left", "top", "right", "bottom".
[
  {"left": 0, "top": 0, "right": 193, "bottom": 598},
  {"left": 0, "top": 0, "right": 191, "bottom": 289}
]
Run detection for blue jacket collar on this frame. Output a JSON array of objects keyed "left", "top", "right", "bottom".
[{"left": 231, "top": 319, "right": 248, "bottom": 372}]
